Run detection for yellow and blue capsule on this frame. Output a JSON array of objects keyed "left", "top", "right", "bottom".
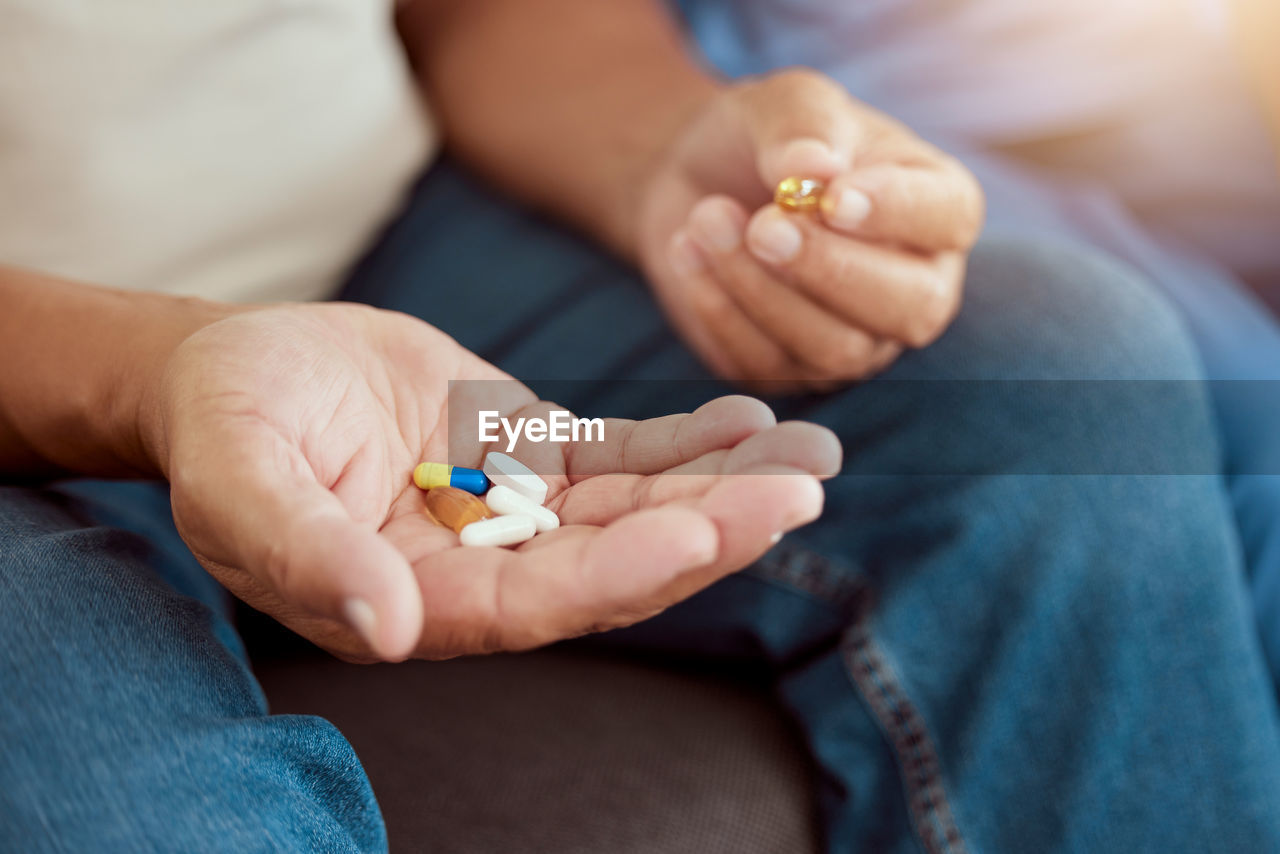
[{"left": 413, "top": 462, "right": 489, "bottom": 495}]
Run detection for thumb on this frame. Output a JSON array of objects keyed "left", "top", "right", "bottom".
[
  {"left": 179, "top": 445, "right": 424, "bottom": 660},
  {"left": 743, "top": 71, "right": 862, "bottom": 188},
  {"left": 265, "top": 490, "right": 425, "bottom": 661}
]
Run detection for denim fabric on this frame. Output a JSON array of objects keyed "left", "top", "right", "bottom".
[
  {"left": 0, "top": 482, "right": 386, "bottom": 852},
  {"left": 4, "top": 162, "right": 1280, "bottom": 852}
]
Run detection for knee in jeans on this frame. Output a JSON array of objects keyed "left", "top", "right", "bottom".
[
  {"left": 2, "top": 706, "right": 383, "bottom": 851},
  {"left": 955, "top": 234, "right": 1203, "bottom": 381},
  {"left": 947, "top": 236, "right": 1220, "bottom": 473}
]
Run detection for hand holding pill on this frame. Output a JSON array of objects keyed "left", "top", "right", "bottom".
[
  {"left": 639, "top": 68, "right": 984, "bottom": 390},
  {"left": 151, "top": 303, "right": 841, "bottom": 664}
]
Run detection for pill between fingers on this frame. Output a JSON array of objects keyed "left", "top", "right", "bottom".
[
  {"left": 774, "top": 176, "right": 826, "bottom": 213},
  {"left": 748, "top": 209, "right": 804, "bottom": 265}
]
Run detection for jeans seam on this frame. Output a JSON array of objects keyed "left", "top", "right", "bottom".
[
  {"left": 753, "top": 542, "right": 970, "bottom": 853},
  {"left": 747, "top": 540, "right": 866, "bottom": 612},
  {"left": 842, "top": 604, "right": 969, "bottom": 854}
]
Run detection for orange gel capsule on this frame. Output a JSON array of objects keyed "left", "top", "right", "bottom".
[
  {"left": 424, "top": 486, "right": 495, "bottom": 534},
  {"left": 774, "top": 176, "right": 826, "bottom": 212}
]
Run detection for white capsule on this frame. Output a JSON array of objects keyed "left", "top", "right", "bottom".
[
  {"left": 483, "top": 452, "right": 548, "bottom": 505},
  {"left": 459, "top": 515, "right": 538, "bottom": 548},
  {"left": 485, "top": 485, "right": 560, "bottom": 532}
]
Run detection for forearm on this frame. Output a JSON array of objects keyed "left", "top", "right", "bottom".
[
  {"left": 0, "top": 267, "right": 233, "bottom": 478},
  {"left": 398, "top": 0, "right": 720, "bottom": 259}
]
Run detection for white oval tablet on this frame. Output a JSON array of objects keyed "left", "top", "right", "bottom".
[
  {"left": 485, "top": 485, "right": 560, "bottom": 533},
  {"left": 483, "top": 452, "right": 548, "bottom": 505},
  {"left": 459, "top": 515, "right": 537, "bottom": 548}
]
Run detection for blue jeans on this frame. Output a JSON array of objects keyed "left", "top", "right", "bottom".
[{"left": 4, "top": 164, "right": 1280, "bottom": 852}]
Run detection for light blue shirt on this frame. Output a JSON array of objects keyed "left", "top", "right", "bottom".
[{"left": 677, "top": 0, "right": 1279, "bottom": 283}]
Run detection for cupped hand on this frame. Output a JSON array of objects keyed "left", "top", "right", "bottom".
[
  {"left": 142, "top": 304, "right": 841, "bottom": 662},
  {"left": 638, "top": 69, "right": 984, "bottom": 390}
]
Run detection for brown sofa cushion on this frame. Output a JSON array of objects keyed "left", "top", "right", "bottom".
[{"left": 255, "top": 648, "right": 821, "bottom": 853}]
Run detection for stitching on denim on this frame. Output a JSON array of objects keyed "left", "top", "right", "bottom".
[
  {"left": 752, "top": 541, "right": 968, "bottom": 853},
  {"left": 842, "top": 606, "right": 968, "bottom": 854},
  {"left": 748, "top": 540, "right": 865, "bottom": 611}
]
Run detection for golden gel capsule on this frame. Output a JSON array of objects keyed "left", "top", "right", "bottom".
[
  {"left": 424, "top": 486, "right": 495, "bottom": 534},
  {"left": 774, "top": 176, "right": 826, "bottom": 213}
]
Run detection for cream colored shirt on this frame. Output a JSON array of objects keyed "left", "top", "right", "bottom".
[{"left": 0, "top": 0, "right": 435, "bottom": 302}]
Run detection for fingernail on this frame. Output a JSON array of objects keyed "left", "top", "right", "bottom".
[
  {"left": 822, "top": 187, "right": 872, "bottom": 230},
  {"left": 775, "top": 137, "right": 844, "bottom": 175},
  {"left": 343, "top": 597, "right": 379, "bottom": 648},
  {"left": 669, "top": 231, "right": 706, "bottom": 277},
  {"left": 692, "top": 540, "right": 718, "bottom": 567},
  {"left": 749, "top": 214, "right": 803, "bottom": 265},
  {"left": 691, "top": 207, "right": 743, "bottom": 254},
  {"left": 769, "top": 531, "right": 784, "bottom": 545},
  {"left": 783, "top": 499, "right": 823, "bottom": 531}
]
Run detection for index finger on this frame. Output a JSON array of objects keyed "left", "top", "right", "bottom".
[
  {"left": 746, "top": 204, "right": 966, "bottom": 347},
  {"left": 561, "top": 394, "right": 777, "bottom": 479}
]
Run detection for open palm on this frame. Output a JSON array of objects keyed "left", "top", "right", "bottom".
[{"left": 150, "top": 303, "right": 840, "bottom": 661}]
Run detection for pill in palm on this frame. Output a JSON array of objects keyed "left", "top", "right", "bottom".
[
  {"left": 459, "top": 514, "right": 538, "bottom": 548},
  {"left": 413, "top": 462, "right": 489, "bottom": 495},
  {"left": 483, "top": 452, "right": 548, "bottom": 505},
  {"left": 774, "top": 176, "right": 825, "bottom": 213},
  {"left": 424, "top": 486, "right": 495, "bottom": 534},
  {"left": 485, "top": 484, "right": 560, "bottom": 533}
]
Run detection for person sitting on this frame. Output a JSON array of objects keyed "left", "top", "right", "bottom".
[{"left": 2, "top": 1, "right": 1278, "bottom": 851}]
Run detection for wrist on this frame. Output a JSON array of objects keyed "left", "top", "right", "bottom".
[
  {"left": 0, "top": 267, "right": 243, "bottom": 478},
  {"left": 125, "top": 296, "right": 245, "bottom": 478},
  {"left": 407, "top": 0, "right": 725, "bottom": 263},
  {"left": 604, "top": 76, "right": 722, "bottom": 261}
]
